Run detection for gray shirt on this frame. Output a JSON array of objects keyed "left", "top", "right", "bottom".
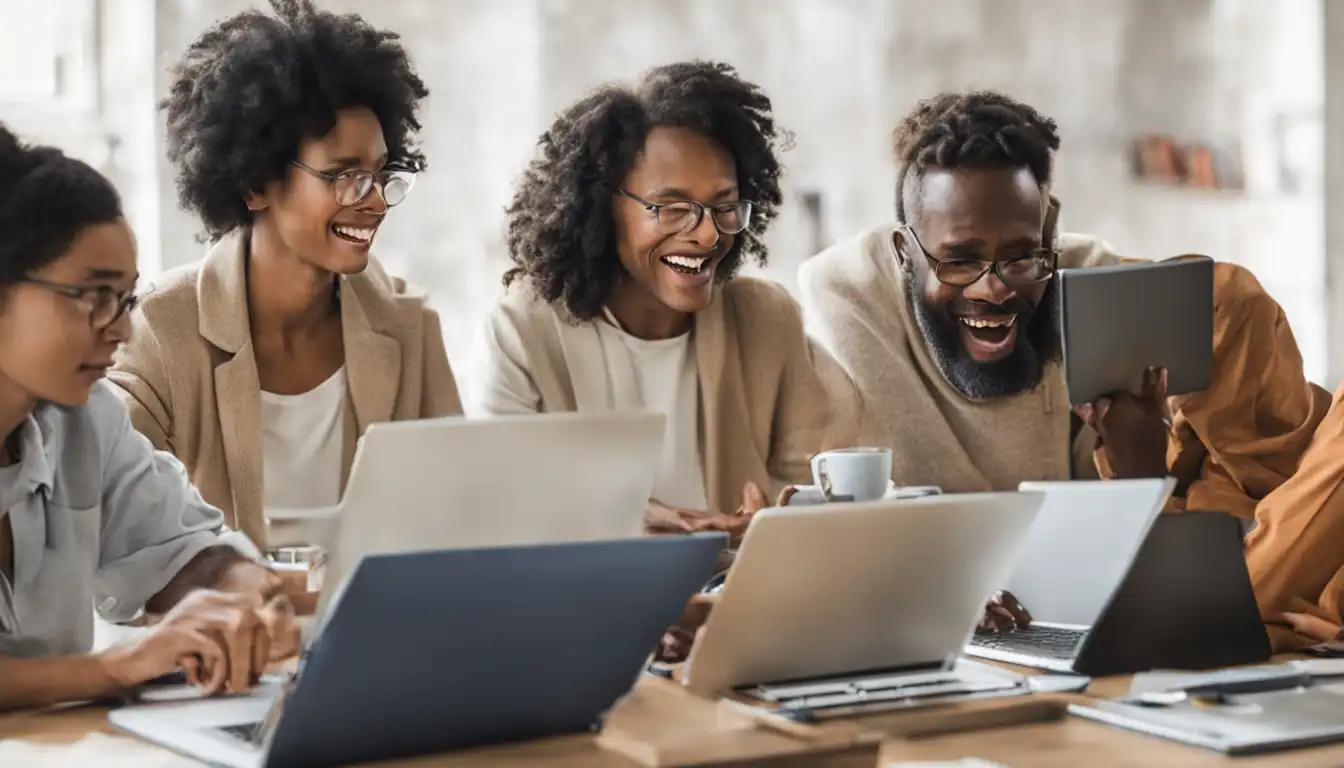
[{"left": 0, "top": 381, "right": 225, "bottom": 658}]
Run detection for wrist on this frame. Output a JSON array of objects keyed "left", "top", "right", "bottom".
[{"left": 93, "top": 645, "right": 136, "bottom": 691}]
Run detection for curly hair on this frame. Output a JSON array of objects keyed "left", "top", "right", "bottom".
[
  {"left": 892, "top": 91, "right": 1060, "bottom": 222},
  {"left": 161, "top": 0, "right": 429, "bottom": 240},
  {"left": 0, "top": 124, "right": 122, "bottom": 286},
  {"left": 503, "top": 60, "right": 786, "bottom": 321}
]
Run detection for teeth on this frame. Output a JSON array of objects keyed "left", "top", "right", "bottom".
[
  {"left": 663, "top": 254, "right": 709, "bottom": 271},
  {"left": 961, "top": 316, "right": 1018, "bottom": 329},
  {"left": 333, "top": 225, "right": 375, "bottom": 242}
]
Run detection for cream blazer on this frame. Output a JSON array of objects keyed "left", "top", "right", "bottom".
[
  {"left": 108, "top": 229, "right": 463, "bottom": 547},
  {"left": 473, "top": 276, "right": 861, "bottom": 515}
]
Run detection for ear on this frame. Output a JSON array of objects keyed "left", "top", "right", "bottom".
[
  {"left": 891, "top": 228, "right": 911, "bottom": 271},
  {"left": 1043, "top": 193, "right": 1061, "bottom": 248},
  {"left": 244, "top": 190, "right": 268, "bottom": 213}
]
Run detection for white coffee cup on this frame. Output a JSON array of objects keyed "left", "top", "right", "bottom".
[{"left": 791, "top": 447, "right": 893, "bottom": 504}]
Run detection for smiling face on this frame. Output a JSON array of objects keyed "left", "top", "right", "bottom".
[
  {"left": 608, "top": 126, "right": 739, "bottom": 333},
  {"left": 897, "top": 166, "right": 1060, "bottom": 399},
  {"left": 0, "top": 220, "right": 136, "bottom": 407},
  {"left": 246, "top": 106, "right": 392, "bottom": 275}
]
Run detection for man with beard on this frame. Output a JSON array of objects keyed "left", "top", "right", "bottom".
[{"left": 799, "top": 91, "right": 1328, "bottom": 630}]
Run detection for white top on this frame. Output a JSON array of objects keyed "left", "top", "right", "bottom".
[
  {"left": 261, "top": 367, "right": 347, "bottom": 514},
  {"left": 595, "top": 316, "right": 708, "bottom": 511}
]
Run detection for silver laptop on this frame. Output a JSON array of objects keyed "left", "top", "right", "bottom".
[
  {"left": 682, "top": 492, "right": 1045, "bottom": 717},
  {"left": 108, "top": 411, "right": 666, "bottom": 766},
  {"left": 965, "top": 478, "right": 1175, "bottom": 671}
]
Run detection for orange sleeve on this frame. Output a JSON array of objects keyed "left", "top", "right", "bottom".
[
  {"left": 1245, "top": 383, "right": 1344, "bottom": 651},
  {"left": 1167, "top": 262, "right": 1328, "bottom": 516}
]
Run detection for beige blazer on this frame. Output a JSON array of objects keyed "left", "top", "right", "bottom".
[
  {"left": 108, "top": 229, "right": 463, "bottom": 547},
  {"left": 474, "top": 276, "right": 860, "bottom": 515}
]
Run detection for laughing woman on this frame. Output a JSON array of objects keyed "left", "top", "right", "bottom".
[
  {"left": 475, "top": 61, "right": 859, "bottom": 539},
  {"left": 108, "top": 0, "right": 462, "bottom": 553}
]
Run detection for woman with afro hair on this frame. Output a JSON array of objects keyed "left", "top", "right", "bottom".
[
  {"left": 476, "top": 61, "right": 859, "bottom": 543},
  {"left": 109, "top": 0, "right": 463, "bottom": 555}
]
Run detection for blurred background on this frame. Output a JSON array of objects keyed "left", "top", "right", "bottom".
[{"left": 0, "top": 0, "right": 1333, "bottom": 388}]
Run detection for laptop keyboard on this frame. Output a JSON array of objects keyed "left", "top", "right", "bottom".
[
  {"left": 218, "top": 722, "right": 263, "bottom": 745},
  {"left": 969, "top": 625, "right": 1087, "bottom": 660}
]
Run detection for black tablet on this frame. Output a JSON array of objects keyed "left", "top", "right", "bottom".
[{"left": 1058, "top": 257, "right": 1214, "bottom": 405}]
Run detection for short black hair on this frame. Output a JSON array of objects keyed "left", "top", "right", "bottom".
[
  {"left": 892, "top": 91, "right": 1060, "bottom": 222},
  {"left": 161, "top": 0, "right": 429, "bottom": 241},
  {"left": 503, "top": 60, "right": 786, "bottom": 321},
  {"left": 0, "top": 123, "right": 122, "bottom": 286}
]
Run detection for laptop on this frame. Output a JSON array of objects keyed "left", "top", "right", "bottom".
[
  {"left": 682, "top": 492, "right": 1045, "bottom": 716},
  {"left": 1058, "top": 256, "right": 1214, "bottom": 405},
  {"left": 966, "top": 479, "right": 1272, "bottom": 676},
  {"left": 110, "top": 534, "right": 726, "bottom": 767},
  {"left": 316, "top": 410, "right": 665, "bottom": 616}
]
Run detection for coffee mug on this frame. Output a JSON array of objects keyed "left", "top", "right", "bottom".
[{"left": 791, "top": 447, "right": 893, "bottom": 504}]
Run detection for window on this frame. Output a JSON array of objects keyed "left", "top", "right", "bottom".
[{"left": 0, "top": 0, "right": 96, "bottom": 112}]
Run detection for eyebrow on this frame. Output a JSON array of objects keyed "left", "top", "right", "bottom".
[
  {"left": 940, "top": 235, "right": 1040, "bottom": 254},
  {"left": 325, "top": 153, "right": 389, "bottom": 170},
  {"left": 83, "top": 267, "right": 135, "bottom": 281},
  {"left": 646, "top": 185, "right": 740, "bottom": 202}
]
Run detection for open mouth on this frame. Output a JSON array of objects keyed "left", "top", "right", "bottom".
[
  {"left": 958, "top": 314, "right": 1020, "bottom": 360},
  {"left": 331, "top": 223, "right": 377, "bottom": 245},
  {"left": 660, "top": 253, "right": 712, "bottom": 276}
]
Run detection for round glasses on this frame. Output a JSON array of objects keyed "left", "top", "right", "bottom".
[
  {"left": 20, "top": 278, "right": 138, "bottom": 328},
  {"left": 902, "top": 225, "right": 1058, "bottom": 287},
  {"left": 619, "top": 188, "right": 754, "bottom": 236},
  {"left": 291, "top": 162, "right": 417, "bottom": 208}
]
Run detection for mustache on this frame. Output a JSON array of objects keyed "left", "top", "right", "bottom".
[{"left": 948, "top": 297, "right": 1035, "bottom": 318}]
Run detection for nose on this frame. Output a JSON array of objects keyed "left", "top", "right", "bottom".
[
  {"left": 683, "top": 206, "right": 720, "bottom": 249},
  {"left": 356, "top": 182, "right": 390, "bottom": 215},
  {"left": 962, "top": 267, "right": 1016, "bottom": 306},
  {"left": 103, "top": 307, "right": 132, "bottom": 345}
]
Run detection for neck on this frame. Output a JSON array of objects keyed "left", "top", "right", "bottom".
[
  {"left": 605, "top": 281, "right": 692, "bottom": 340},
  {"left": 0, "top": 376, "right": 36, "bottom": 466},
  {"left": 247, "top": 224, "right": 339, "bottom": 335}
]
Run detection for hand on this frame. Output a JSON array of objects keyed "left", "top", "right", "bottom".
[
  {"left": 99, "top": 590, "right": 298, "bottom": 695},
  {"left": 1283, "top": 612, "right": 1344, "bottom": 644},
  {"left": 643, "top": 483, "right": 796, "bottom": 546},
  {"left": 657, "top": 592, "right": 718, "bottom": 664},
  {"left": 1073, "top": 366, "right": 1171, "bottom": 479},
  {"left": 977, "top": 590, "right": 1032, "bottom": 634}
]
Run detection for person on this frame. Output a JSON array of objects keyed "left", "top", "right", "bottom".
[
  {"left": 0, "top": 124, "right": 300, "bottom": 712},
  {"left": 1244, "top": 385, "right": 1344, "bottom": 651},
  {"left": 474, "top": 60, "right": 858, "bottom": 543},
  {"left": 798, "top": 91, "right": 1328, "bottom": 632},
  {"left": 108, "top": 0, "right": 462, "bottom": 554}
]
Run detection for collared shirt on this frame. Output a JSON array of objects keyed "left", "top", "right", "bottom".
[{"left": 0, "top": 381, "right": 225, "bottom": 658}]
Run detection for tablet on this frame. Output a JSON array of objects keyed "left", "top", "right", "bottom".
[{"left": 1058, "top": 257, "right": 1213, "bottom": 405}]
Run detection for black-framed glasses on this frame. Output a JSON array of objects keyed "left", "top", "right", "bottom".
[
  {"left": 20, "top": 278, "right": 138, "bottom": 328},
  {"left": 291, "top": 162, "right": 417, "bottom": 207},
  {"left": 618, "top": 188, "right": 754, "bottom": 236},
  {"left": 901, "top": 225, "right": 1058, "bottom": 287}
]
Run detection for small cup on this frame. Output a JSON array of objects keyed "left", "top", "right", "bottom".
[{"left": 802, "top": 447, "right": 893, "bottom": 503}]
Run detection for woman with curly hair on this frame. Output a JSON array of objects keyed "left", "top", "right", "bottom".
[
  {"left": 0, "top": 123, "right": 301, "bottom": 710},
  {"left": 109, "top": 0, "right": 462, "bottom": 555},
  {"left": 477, "top": 60, "right": 858, "bottom": 543}
]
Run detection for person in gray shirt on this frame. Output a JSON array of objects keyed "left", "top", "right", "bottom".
[{"left": 0, "top": 124, "right": 300, "bottom": 711}]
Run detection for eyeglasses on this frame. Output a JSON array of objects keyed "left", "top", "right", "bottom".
[
  {"left": 20, "top": 278, "right": 138, "bottom": 328},
  {"left": 901, "top": 225, "right": 1058, "bottom": 288},
  {"left": 619, "top": 188, "right": 754, "bottom": 236},
  {"left": 291, "top": 162, "right": 417, "bottom": 208}
]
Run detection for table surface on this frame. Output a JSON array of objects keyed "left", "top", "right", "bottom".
[{"left": 5, "top": 660, "right": 1344, "bottom": 767}]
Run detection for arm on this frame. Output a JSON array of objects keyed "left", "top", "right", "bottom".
[
  {"left": 418, "top": 306, "right": 465, "bottom": 418},
  {"left": 0, "top": 654, "right": 123, "bottom": 711},
  {"left": 105, "top": 307, "right": 175, "bottom": 452},
  {"left": 470, "top": 303, "right": 543, "bottom": 416}
]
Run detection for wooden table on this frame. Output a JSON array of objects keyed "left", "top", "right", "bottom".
[{"left": 6, "top": 663, "right": 1344, "bottom": 767}]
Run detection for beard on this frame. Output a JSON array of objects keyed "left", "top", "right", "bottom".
[{"left": 908, "top": 276, "right": 1061, "bottom": 400}]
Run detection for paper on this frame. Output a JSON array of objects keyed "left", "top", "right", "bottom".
[
  {"left": 887, "top": 760, "right": 1007, "bottom": 768},
  {"left": 0, "top": 732, "right": 195, "bottom": 766},
  {"left": 1027, "top": 673, "right": 1091, "bottom": 693},
  {"left": 1290, "top": 659, "right": 1344, "bottom": 677}
]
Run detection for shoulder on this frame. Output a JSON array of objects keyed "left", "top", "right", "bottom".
[
  {"left": 135, "top": 261, "right": 205, "bottom": 323},
  {"left": 488, "top": 280, "right": 565, "bottom": 332},
  {"left": 1206, "top": 259, "right": 1281, "bottom": 320},
  {"left": 721, "top": 276, "right": 806, "bottom": 335},
  {"left": 1057, "top": 232, "right": 1124, "bottom": 269},
  {"left": 34, "top": 381, "right": 131, "bottom": 462},
  {"left": 799, "top": 225, "right": 895, "bottom": 300}
]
